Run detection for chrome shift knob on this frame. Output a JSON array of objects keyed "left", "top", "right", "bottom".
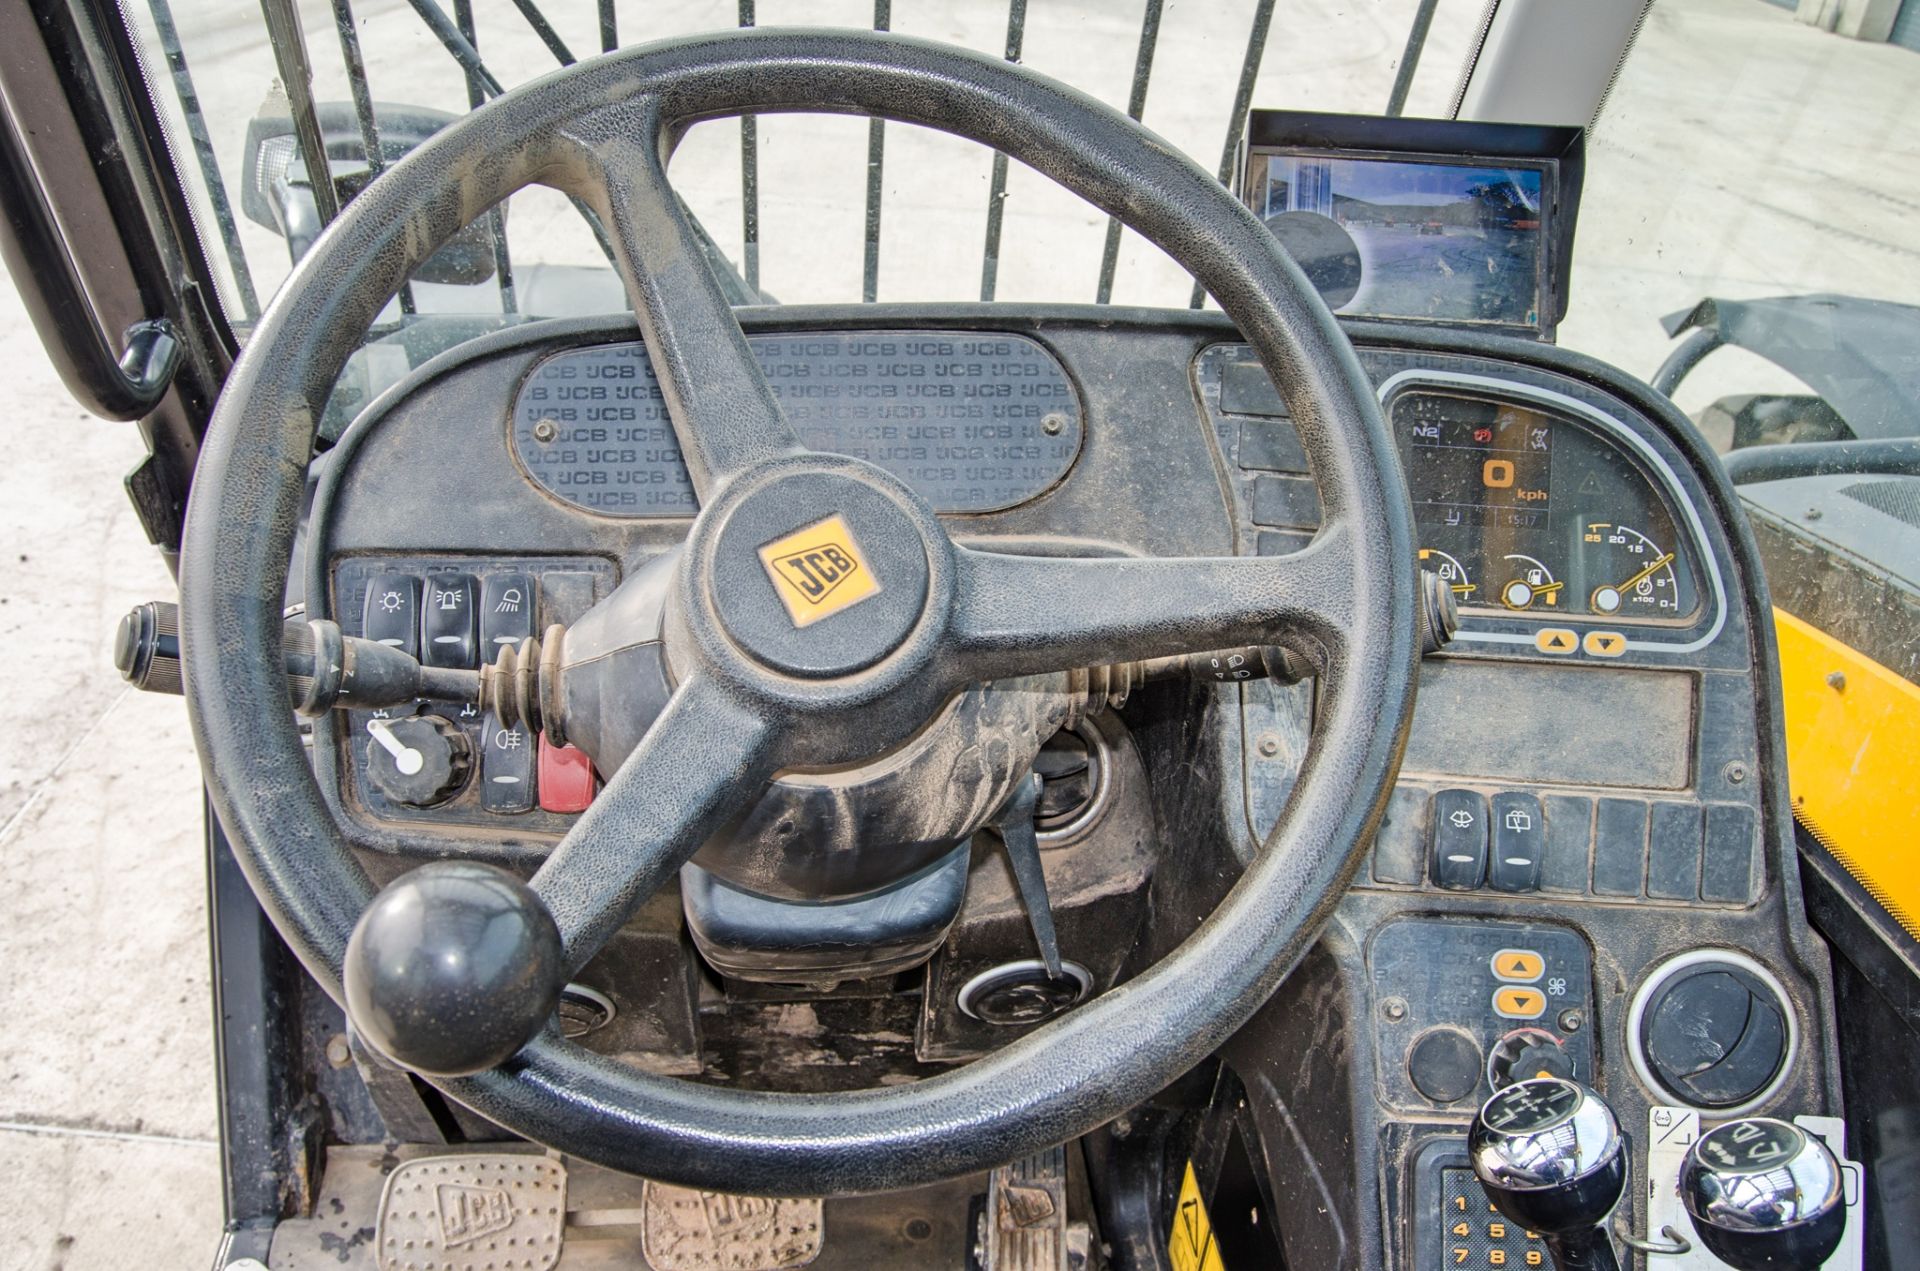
[
  {"left": 1680, "top": 1118, "right": 1845, "bottom": 1270},
  {"left": 1471, "top": 1078, "right": 1628, "bottom": 1229},
  {"left": 1470, "top": 1078, "right": 1627, "bottom": 1271}
]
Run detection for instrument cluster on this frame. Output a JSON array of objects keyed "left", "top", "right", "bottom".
[{"left": 1392, "top": 388, "right": 1700, "bottom": 625}]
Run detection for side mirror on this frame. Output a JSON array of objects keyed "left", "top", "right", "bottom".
[{"left": 240, "top": 97, "right": 501, "bottom": 286}]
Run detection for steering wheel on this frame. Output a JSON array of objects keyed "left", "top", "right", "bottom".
[{"left": 180, "top": 29, "right": 1417, "bottom": 1195}]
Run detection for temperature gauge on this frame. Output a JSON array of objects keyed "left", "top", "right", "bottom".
[
  {"left": 1497, "top": 555, "right": 1562, "bottom": 611},
  {"left": 1583, "top": 523, "right": 1682, "bottom": 617},
  {"left": 1418, "top": 548, "right": 1476, "bottom": 603}
]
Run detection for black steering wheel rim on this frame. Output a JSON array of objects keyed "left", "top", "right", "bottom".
[{"left": 180, "top": 28, "right": 1419, "bottom": 1195}]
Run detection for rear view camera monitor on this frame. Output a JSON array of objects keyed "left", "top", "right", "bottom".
[
  {"left": 1250, "top": 153, "right": 1546, "bottom": 327},
  {"left": 1241, "top": 113, "right": 1584, "bottom": 340}
]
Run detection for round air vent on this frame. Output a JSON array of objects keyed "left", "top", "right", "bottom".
[{"left": 1628, "top": 950, "right": 1794, "bottom": 1113}]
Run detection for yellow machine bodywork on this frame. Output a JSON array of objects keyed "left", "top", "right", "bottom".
[{"left": 1776, "top": 608, "right": 1920, "bottom": 940}]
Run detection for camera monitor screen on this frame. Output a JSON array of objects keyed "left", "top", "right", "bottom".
[{"left": 1248, "top": 150, "right": 1551, "bottom": 329}]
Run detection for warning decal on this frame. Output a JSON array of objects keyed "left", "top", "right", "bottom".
[{"left": 1169, "top": 1160, "right": 1225, "bottom": 1271}]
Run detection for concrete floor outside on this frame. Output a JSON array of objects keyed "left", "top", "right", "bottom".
[{"left": 0, "top": 0, "right": 1913, "bottom": 1266}]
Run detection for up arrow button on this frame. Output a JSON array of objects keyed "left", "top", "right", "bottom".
[
  {"left": 1492, "top": 949, "right": 1546, "bottom": 982},
  {"left": 1534, "top": 628, "right": 1577, "bottom": 654}
]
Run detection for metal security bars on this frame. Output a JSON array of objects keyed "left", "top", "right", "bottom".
[
  {"left": 449, "top": 0, "right": 516, "bottom": 313},
  {"left": 1095, "top": 0, "right": 1161, "bottom": 306},
  {"left": 507, "top": 0, "right": 577, "bottom": 67},
  {"left": 598, "top": 0, "right": 617, "bottom": 55},
  {"left": 864, "top": 1, "right": 891, "bottom": 304},
  {"left": 257, "top": 0, "right": 340, "bottom": 232},
  {"left": 1387, "top": 0, "right": 1443, "bottom": 117},
  {"left": 146, "top": 0, "right": 260, "bottom": 318},
  {"left": 738, "top": 0, "right": 760, "bottom": 293},
  {"left": 1188, "top": 0, "right": 1276, "bottom": 310},
  {"left": 331, "top": 0, "right": 416, "bottom": 313},
  {"left": 146, "top": 0, "right": 1444, "bottom": 320},
  {"left": 978, "top": 0, "right": 1027, "bottom": 301}
]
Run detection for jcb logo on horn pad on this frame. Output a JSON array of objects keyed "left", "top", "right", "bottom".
[{"left": 757, "top": 513, "right": 881, "bottom": 628}]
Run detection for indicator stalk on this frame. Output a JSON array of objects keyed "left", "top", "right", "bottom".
[{"left": 115, "top": 600, "right": 480, "bottom": 715}]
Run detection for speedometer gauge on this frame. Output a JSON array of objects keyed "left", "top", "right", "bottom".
[
  {"left": 1391, "top": 386, "right": 1699, "bottom": 626},
  {"left": 1583, "top": 523, "right": 1681, "bottom": 617}
]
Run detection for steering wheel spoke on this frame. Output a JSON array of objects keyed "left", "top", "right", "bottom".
[
  {"left": 945, "top": 531, "right": 1357, "bottom": 683},
  {"left": 564, "top": 103, "right": 803, "bottom": 499},
  {"left": 531, "top": 673, "right": 785, "bottom": 971}
]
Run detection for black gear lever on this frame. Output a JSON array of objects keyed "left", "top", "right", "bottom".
[
  {"left": 1469, "top": 1078, "right": 1627, "bottom": 1271},
  {"left": 988, "top": 773, "right": 1062, "bottom": 978}
]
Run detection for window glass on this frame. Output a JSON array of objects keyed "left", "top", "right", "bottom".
[
  {"left": 122, "top": 0, "right": 1487, "bottom": 331},
  {"left": 122, "top": 0, "right": 1919, "bottom": 418}
]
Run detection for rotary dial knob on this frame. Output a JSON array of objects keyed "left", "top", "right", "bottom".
[{"left": 364, "top": 715, "right": 472, "bottom": 807}]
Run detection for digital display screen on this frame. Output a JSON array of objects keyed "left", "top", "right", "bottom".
[
  {"left": 1250, "top": 151, "right": 1548, "bottom": 328},
  {"left": 1401, "top": 392, "right": 1553, "bottom": 530}
]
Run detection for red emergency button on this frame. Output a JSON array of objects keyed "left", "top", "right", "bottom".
[{"left": 537, "top": 734, "right": 597, "bottom": 813}]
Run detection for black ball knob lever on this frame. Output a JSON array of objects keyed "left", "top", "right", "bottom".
[
  {"left": 343, "top": 861, "right": 566, "bottom": 1077},
  {"left": 1470, "top": 1078, "right": 1627, "bottom": 1271},
  {"left": 1680, "top": 1118, "right": 1846, "bottom": 1270}
]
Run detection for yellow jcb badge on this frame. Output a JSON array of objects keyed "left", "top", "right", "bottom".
[{"left": 757, "top": 513, "right": 881, "bottom": 628}]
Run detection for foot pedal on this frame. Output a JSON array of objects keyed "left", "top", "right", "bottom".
[
  {"left": 981, "top": 1145, "right": 1070, "bottom": 1271},
  {"left": 639, "top": 1181, "right": 825, "bottom": 1270},
  {"left": 375, "top": 1154, "right": 567, "bottom": 1271}
]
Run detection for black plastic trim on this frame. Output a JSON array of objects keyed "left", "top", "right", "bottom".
[{"left": 205, "top": 798, "right": 309, "bottom": 1245}]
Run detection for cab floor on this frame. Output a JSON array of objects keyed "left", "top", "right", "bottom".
[{"left": 269, "top": 1144, "right": 988, "bottom": 1270}]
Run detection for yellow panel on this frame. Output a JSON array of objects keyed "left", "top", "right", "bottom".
[{"left": 1774, "top": 608, "right": 1920, "bottom": 940}]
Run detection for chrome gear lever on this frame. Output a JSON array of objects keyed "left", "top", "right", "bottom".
[
  {"left": 1470, "top": 1078, "right": 1627, "bottom": 1271},
  {"left": 1679, "top": 1118, "right": 1846, "bottom": 1270}
]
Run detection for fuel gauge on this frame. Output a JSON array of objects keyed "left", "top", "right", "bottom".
[{"left": 1497, "top": 555, "right": 1563, "bottom": 611}]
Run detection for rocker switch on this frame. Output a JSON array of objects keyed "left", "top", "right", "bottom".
[
  {"left": 480, "top": 572, "right": 536, "bottom": 655},
  {"left": 1488, "top": 793, "right": 1546, "bottom": 892},
  {"left": 361, "top": 572, "right": 420, "bottom": 658},
  {"left": 421, "top": 573, "right": 477, "bottom": 668},
  {"left": 1429, "top": 789, "right": 1489, "bottom": 890},
  {"left": 480, "top": 713, "right": 535, "bottom": 814}
]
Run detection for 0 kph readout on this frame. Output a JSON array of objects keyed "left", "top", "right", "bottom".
[{"left": 1582, "top": 523, "right": 1681, "bottom": 617}]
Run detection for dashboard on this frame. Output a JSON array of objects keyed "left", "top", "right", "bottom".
[
  {"left": 303, "top": 305, "right": 1837, "bottom": 1270},
  {"left": 494, "top": 326, "right": 1709, "bottom": 641}
]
